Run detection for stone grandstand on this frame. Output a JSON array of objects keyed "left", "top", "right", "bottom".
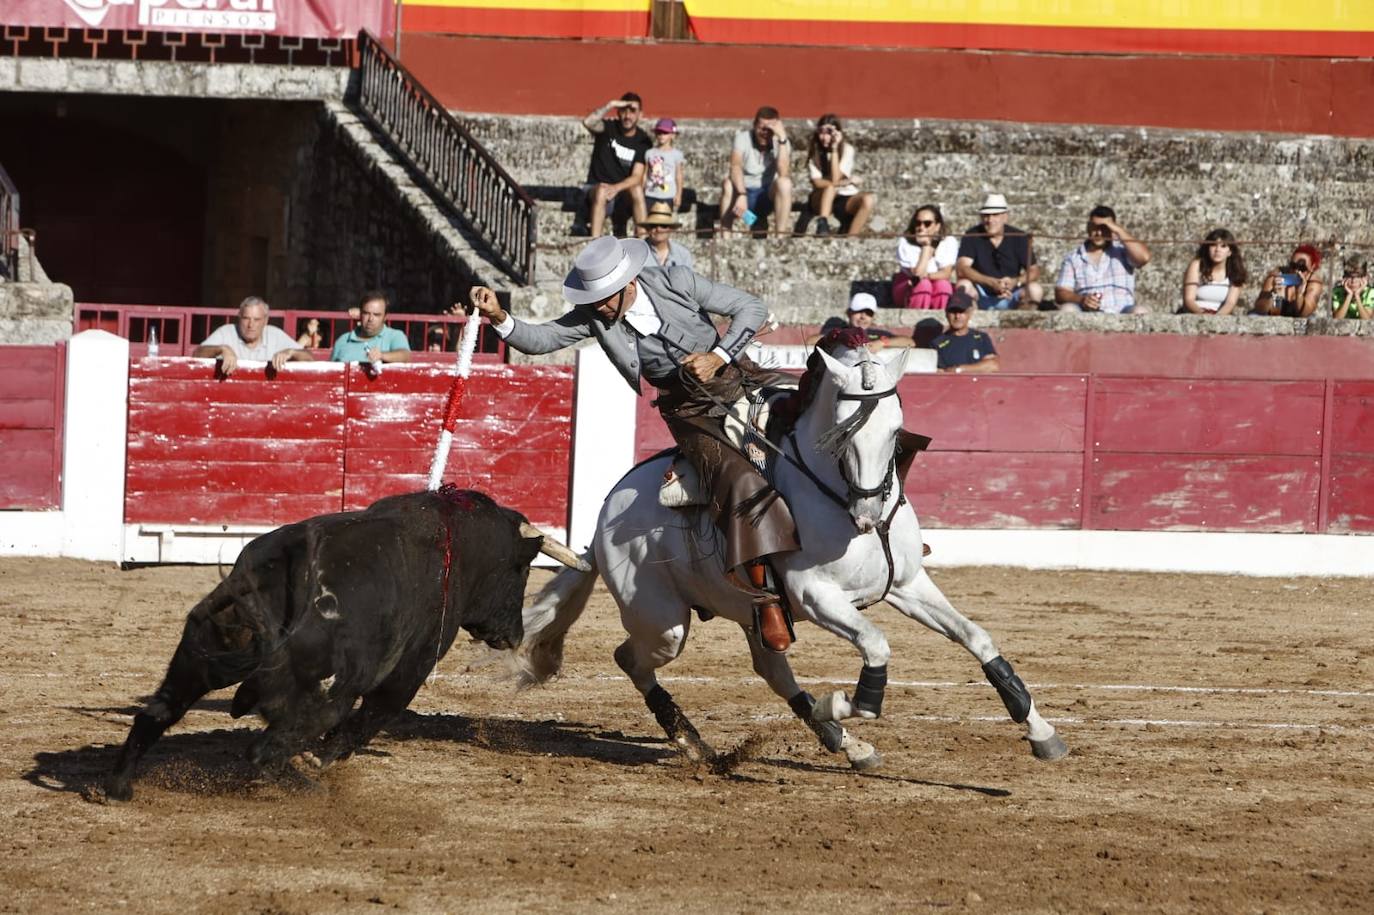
[{"left": 466, "top": 113, "right": 1374, "bottom": 332}]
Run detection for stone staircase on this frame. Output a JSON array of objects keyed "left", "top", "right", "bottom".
[
  {"left": 458, "top": 113, "right": 1374, "bottom": 324},
  {"left": 0, "top": 233, "right": 73, "bottom": 345}
]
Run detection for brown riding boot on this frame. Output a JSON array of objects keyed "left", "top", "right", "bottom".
[{"left": 747, "top": 560, "right": 793, "bottom": 653}]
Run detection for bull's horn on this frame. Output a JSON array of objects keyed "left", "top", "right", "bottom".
[{"left": 519, "top": 522, "right": 591, "bottom": 572}]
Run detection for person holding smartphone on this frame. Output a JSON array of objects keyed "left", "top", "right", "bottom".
[{"left": 1253, "top": 243, "right": 1324, "bottom": 317}]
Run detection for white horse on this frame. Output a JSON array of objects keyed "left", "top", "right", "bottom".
[{"left": 515, "top": 341, "right": 1068, "bottom": 770}]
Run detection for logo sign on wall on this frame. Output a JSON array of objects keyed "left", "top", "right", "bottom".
[
  {"left": 5, "top": 0, "right": 394, "bottom": 38},
  {"left": 63, "top": 0, "right": 276, "bottom": 31}
]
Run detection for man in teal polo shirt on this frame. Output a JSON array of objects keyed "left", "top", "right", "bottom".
[{"left": 330, "top": 292, "right": 413, "bottom": 364}]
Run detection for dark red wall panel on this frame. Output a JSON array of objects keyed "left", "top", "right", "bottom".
[
  {"left": 907, "top": 451, "right": 1083, "bottom": 529},
  {"left": 1089, "top": 454, "right": 1322, "bottom": 532},
  {"left": 0, "top": 344, "right": 65, "bottom": 510},
  {"left": 341, "top": 363, "right": 573, "bottom": 529},
  {"left": 1326, "top": 455, "right": 1374, "bottom": 534},
  {"left": 126, "top": 359, "right": 346, "bottom": 526},
  {"left": 1330, "top": 383, "right": 1374, "bottom": 456},
  {"left": 898, "top": 375, "right": 1087, "bottom": 453},
  {"left": 1092, "top": 378, "right": 1326, "bottom": 456}
]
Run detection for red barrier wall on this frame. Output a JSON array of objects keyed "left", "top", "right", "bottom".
[
  {"left": 632, "top": 372, "right": 1374, "bottom": 534},
  {"left": 125, "top": 359, "right": 573, "bottom": 530},
  {"left": 402, "top": 34, "right": 1374, "bottom": 137},
  {"left": 0, "top": 344, "right": 65, "bottom": 510}
]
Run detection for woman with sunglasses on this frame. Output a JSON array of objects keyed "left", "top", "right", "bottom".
[
  {"left": 805, "top": 113, "right": 875, "bottom": 236},
  {"left": 1253, "top": 243, "right": 1325, "bottom": 317},
  {"left": 1181, "top": 228, "right": 1247, "bottom": 315},
  {"left": 892, "top": 204, "right": 958, "bottom": 309}
]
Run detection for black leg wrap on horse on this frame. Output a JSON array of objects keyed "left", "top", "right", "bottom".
[
  {"left": 645, "top": 685, "right": 703, "bottom": 744},
  {"left": 982, "top": 655, "right": 1032, "bottom": 723},
  {"left": 853, "top": 664, "right": 888, "bottom": 718},
  {"left": 788, "top": 690, "right": 844, "bottom": 753}
]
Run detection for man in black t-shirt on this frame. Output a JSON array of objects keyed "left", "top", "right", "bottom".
[
  {"left": 955, "top": 193, "right": 1044, "bottom": 310},
  {"left": 579, "top": 91, "right": 653, "bottom": 238},
  {"left": 933, "top": 290, "right": 1001, "bottom": 373}
]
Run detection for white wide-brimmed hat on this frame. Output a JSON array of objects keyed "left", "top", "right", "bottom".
[
  {"left": 978, "top": 193, "right": 1010, "bottom": 215},
  {"left": 563, "top": 236, "right": 651, "bottom": 306}
]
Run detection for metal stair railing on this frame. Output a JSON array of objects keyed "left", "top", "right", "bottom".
[
  {"left": 355, "top": 30, "right": 537, "bottom": 285},
  {"left": 0, "top": 162, "right": 18, "bottom": 281}
]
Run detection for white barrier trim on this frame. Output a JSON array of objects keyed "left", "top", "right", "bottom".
[
  {"left": 568, "top": 345, "right": 637, "bottom": 552},
  {"left": 917, "top": 528, "right": 1374, "bottom": 578},
  {"left": 60, "top": 331, "right": 129, "bottom": 561}
]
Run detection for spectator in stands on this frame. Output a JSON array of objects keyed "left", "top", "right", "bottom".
[
  {"left": 193, "top": 295, "right": 312, "bottom": 376},
  {"left": 1054, "top": 205, "right": 1152, "bottom": 313},
  {"left": 643, "top": 201, "right": 694, "bottom": 268},
  {"left": 644, "top": 118, "right": 685, "bottom": 223},
  {"left": 893, "top": 204, "right": 958, "bottom": 309},
  {"left": 805, "top": 114, "right": 875, "bottom": 237},
  {"left": 330, "top": 292, "right": 412, "bottom": 365},
  {"left": 720, "top": 106, "right": 794, "bottom": 236},
  {"left": 933, "top": 289, "right": 1000, "bottom": 373},
  {"left": 914, "top": 316, "right": 945, "bottom": 349},
  {"left": 1332, "top": 259, "right": 1374, "bottom": 320},
  {"left": 1252, "top": 243, "right": 1325, "bottom": 317},
  {"left": 807, "top": 293, "right": 913, "bottom": 349},
  {"left": 956, "top": 194, "right": 1043, "bottom": 310},
  {"left": 1180, "top": 228, "right": 1247, "bottom": 315},
  {"left": 427, "top": 326, "right": 450, "bottom": 352},
  {"left": 296, "top": 317, "right": 323, "bottom": 349},
  {"left": 579, "top": 92, "right": 652, "bottom": 238}
]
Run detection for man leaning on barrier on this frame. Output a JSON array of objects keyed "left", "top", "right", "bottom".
[{"left": 193, "top": 296, "right": 313, "bottom": 376}]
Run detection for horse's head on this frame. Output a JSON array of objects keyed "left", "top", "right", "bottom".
[{"left": 812, "top": 344, "right": 910, "bottom": 532}]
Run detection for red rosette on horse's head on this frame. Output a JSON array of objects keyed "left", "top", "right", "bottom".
[{"left": 821, "top": 326, "right": 871, "bottom": 354}]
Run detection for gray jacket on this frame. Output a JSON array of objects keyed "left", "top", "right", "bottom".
[{"left": 503, "top": 265, "right": 767, "bottom": 393}]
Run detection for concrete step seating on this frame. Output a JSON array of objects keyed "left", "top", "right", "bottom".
[{"left": 458, "top": 112, "right": 1372, "bottom": 323}]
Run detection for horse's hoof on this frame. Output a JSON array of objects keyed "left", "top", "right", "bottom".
[
  {"left": 840, "top": 733, "right": 881, "bottom": 771},
  {"left": 813, "top": 689, "right": 854, "bottom": 723},
  {"left": 1030, "top": 734, "right": 1069, "bottom": 761}
]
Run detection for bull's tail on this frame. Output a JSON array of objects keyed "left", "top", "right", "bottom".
[{"left": 511, "top": 552, "right": 599, "bottom": 688}]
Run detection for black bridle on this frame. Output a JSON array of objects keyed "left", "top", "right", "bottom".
[
  {"left": 785, "top": 384, "right": 906, "bottom": 610},
  {"left": 833, "top": 388, "right": 899, "bottom": 504}
]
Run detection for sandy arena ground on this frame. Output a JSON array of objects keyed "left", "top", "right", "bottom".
[{"left": 1, "top": 557, "right": 1371, "bottom": 913}]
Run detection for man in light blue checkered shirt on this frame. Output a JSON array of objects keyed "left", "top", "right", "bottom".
[{"left": 1054, "top": 205, "right": 1152, "bottom": 314}]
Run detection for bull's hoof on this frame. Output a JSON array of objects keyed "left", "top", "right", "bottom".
[
  {"left": 1030, "top": 734, "right": 1069, "bottom": 761},
  {"left": 102, "top": 777, "right": 133, "bottom": 803}
]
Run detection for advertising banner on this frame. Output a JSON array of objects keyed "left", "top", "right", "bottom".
[{"left": 3, "top": 0, "right": 395, "bottom": 40}]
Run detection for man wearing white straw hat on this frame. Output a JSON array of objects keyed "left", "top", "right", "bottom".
[
  {"left": 955, "top": 193, "right": 1044, "bottom": 310},
  {"left": 467, "top": 236, "right": 798, "bottom": 652}
]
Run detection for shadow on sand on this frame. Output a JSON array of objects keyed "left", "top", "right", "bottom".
[
  {"left": 28, "top": 707, "right": 1010, "bottom": 799},
  {"left": 24, "top": 709, "right": 674, "bottom": 799}
]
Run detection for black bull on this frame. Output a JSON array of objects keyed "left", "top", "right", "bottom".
[{"left": 105, "top": 487, "right": 581, "bottom": 801}]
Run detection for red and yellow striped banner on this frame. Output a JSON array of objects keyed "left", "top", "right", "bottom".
[
  {"left": 683, "top": 0, "right": 1374, "bottom": 55},
  {"left": 401, "top": 0, "right": 1374, "bottom": 56}
]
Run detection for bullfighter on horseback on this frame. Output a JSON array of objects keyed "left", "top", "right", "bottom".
[{"left": 468, "top": 235, "right": 799, "bottom": 652}]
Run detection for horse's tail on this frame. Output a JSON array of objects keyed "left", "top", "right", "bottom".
[{"left": 511, "top": 550, "right": 599, "bottom": 688}]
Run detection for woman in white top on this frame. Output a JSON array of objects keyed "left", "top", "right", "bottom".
[
  {"left": 892, "top": 204, "right": 960, "bottom": 309},
  {"left": 1181, "top": 228, "right": 1247, "bottom": 315},
  {"left": 806, "top": 113, "right": 875, "bottom": 236}
]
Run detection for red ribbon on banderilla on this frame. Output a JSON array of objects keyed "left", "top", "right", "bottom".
[{"left": 426, "top": 305, "right": 483, "bottom": 491}]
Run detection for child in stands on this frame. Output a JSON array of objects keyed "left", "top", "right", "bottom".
[{"left": 643, "top": 118, "right": 685, "bottom": 236}]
